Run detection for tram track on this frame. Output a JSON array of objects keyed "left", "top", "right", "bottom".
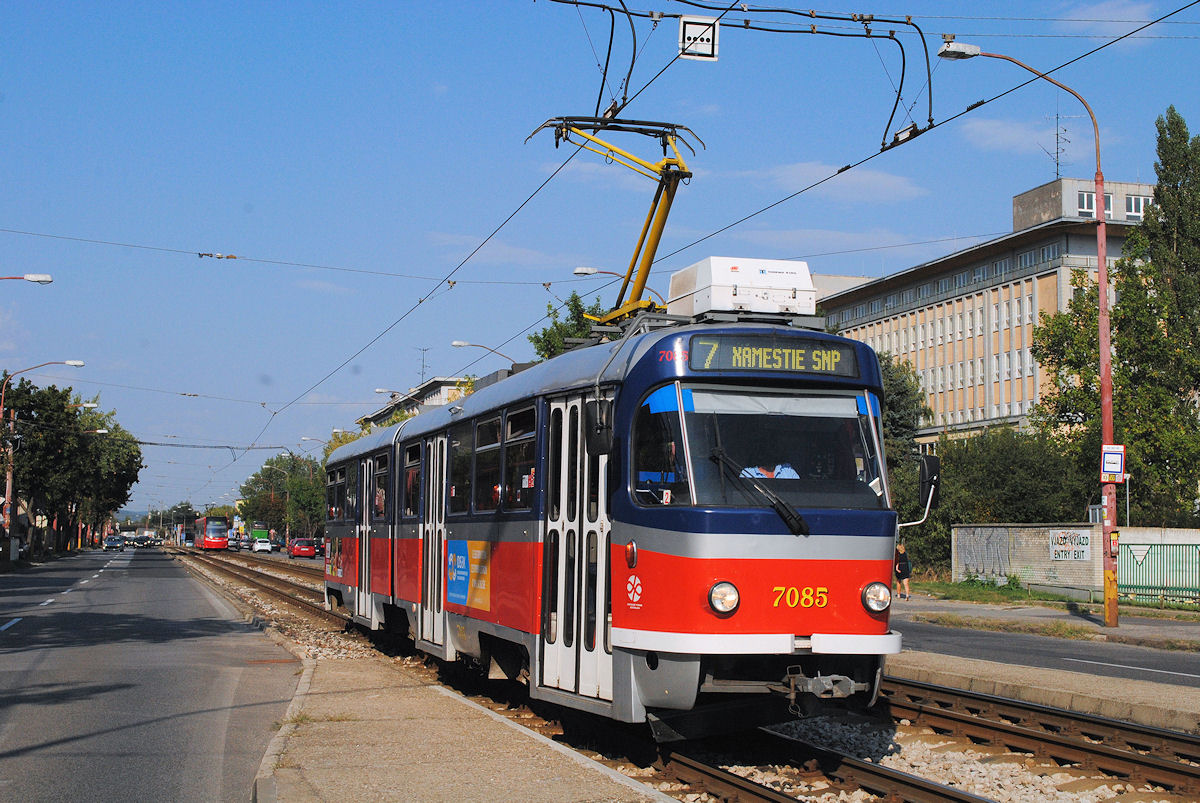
[
  {"left": 171, "top": 547, "right": 347, "bottom": 628},
  {"left": 167, "top": 547, "right": 1196, "bottom": 800},
  {"left": 879, "top": 675, "right": 1200, "bottom": 798}
]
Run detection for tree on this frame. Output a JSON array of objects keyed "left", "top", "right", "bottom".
[
  {"left": 527, "top": 292, "right": 607, "bottom": 360},
  {"left": 240, "top": 453, "right": 324, "bottom": 539},
  {"left": 878, "top": 353, "right": 930, "bottom": 473},
  {"left": 1032, "top": 106, "right": 1200, "bottom": 526}
]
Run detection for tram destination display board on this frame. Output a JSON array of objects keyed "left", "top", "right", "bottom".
[{"left": 688, "top": 334, "right": 859, "bottom": 377}]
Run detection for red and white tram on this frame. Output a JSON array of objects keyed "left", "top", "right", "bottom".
[{"left": 324, "top": 261, "right": 936, "bottom": 739}]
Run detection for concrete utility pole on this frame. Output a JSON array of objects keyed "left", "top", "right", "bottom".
[{"left": 939, "top": 41, "right": 1119, "bottom": 626}]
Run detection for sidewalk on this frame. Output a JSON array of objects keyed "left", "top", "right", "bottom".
[
  {"left": 892, "top": 592, "right": 1200, "bottom": 649},
  {"left": 253, "top": 655, "right": 671, "bottom": 803}
]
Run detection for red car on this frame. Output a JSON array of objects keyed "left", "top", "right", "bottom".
[{"left": 287, "top": 538, "right": 317, "bottom": 558}]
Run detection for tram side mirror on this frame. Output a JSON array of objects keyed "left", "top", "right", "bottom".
[
  {"left": 919, "top": 454, "right": 940, "bottom": 509},
  {"left": 585, "top": 400, "right": 613, "bottom": 455}
]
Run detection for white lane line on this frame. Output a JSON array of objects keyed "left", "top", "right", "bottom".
[
  {"left": 1, "top": 618, "right": 21, "bottom": 631},
  {"left": 63, "top": 588, "right": 73, "bottom": 594},
  {"left": 80, "top": 579, "right": 89, "bottom": 584},
  {"left": 1064, "top": 657, "right": 1200, "bottom": 680},
  {"left": 39, "top": 599, "right": 54, "bottom": 606}
]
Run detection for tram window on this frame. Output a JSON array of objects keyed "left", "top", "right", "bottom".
[
  {"left": 401, "top": 444, "right": 421, "bottom": 519},
  {"left": 345, "top": 466, "right": 359, "bottom": 519},
  {"left": 326, "top": 468, "right": 346, "bottom": 520},
  {"left": 632, "top": 385, "right": 692, "bottom": 506},
  {"left": 586, "top": 447, "right": 600, "bottom": 522},
  {"left": 564, "top": 529, "right": 577, "bottom": 648},
  {"left": 448, "top": 422, "right": 473, "bottom": 515},
  {"left": 683, "top": 390, "right": 887, "bottom": 510},
  {"left": 604, "top": 532, "right": 612, "bottom": 654},
  {"left": 584, "top": 530, "right": 597, "bottom": 652},
  {"left": 371, "top": 453, "right": 390, "bottom": 522},
  {"left": 549, "top": 408, "right": 563, "bottom": 520},
  {"left": 567, "top": 407, "right": 579, "bottom": 521},
  {"left": 475, "top": 417, "right": 502, "bottom": 512},
  {"left": 504, "top": 407, "right": 536, "bottom": 510},
  {"left": 542, "top": 530, "right": 559, "bottom": 643}
]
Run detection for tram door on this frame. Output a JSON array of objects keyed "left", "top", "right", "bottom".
[
  {"left": 355, "top": 458, "right": 372, "bottom": 620},
  {"left": 419, "top": 435, "right": 447, "bottom": 647},
  {"left": 541, "top": 394, "right": 613, "bottom": 700}
]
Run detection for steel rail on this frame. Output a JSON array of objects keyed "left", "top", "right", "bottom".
[
  {"left": 175, "top": 548, "right": 348, "bottom": 627},
  {"left": 881, "top": 676, "right": 1200, "bottom": 796}
]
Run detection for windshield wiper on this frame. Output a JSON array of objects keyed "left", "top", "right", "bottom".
[{"left": 710, "top": 447, "right": 810, "bottom": 536}]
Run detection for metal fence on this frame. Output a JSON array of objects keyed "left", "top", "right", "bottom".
[{"left": 1119, "top": 542, "right": 1200, "bottom": 606}]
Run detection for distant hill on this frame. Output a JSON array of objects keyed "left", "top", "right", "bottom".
[{"left": 116, "top": 509, "right": 147, "bottom": 523}]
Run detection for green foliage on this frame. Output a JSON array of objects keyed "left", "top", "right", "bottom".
[
  {"left": 527, "top": 292, "right": 607, "bottom": 360},
  {"left": 2, "top": 378, "right": 142, "bottom": 531},
  {"left": 1032, "top": 106, "right": 1200, "bottom": 526},
  {"left": 239, "top": 453, "right": 324, "bottom": 539}
]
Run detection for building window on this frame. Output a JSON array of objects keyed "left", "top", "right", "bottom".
[
  {"left": 918, "top": 284, "right": 932, "bottom": 299},
  {"left": 973, "top": 265, "right": 986, "bottom": 282},
  {"left": 955, "top": 271, "right": 969, "bottom": 289},
  {"left": 1078, "top": 191, "right": 1113, "bottom": 219},
  {"left": 992, "top": 258, "right": 1010, "bottom": 277},
  {"left": 992, "top": 304, "right": 999, "bottom": 331},
  {"left": 869, "top": 298, "right": 883, "bottom": 314},
  {"left": 885, "top": 293, "right": 898, "bottom": 310},
  {"left": 1126, "top": 194, "right": 1152, "bottom": 221},
  {"left": 1017, "top": 250, "right": 1037, "bottom": 269},
  {"left": 937, "top": 277, "right": 952, "bottom": 294},
  {"left": 1040, "top": 242, "right": 1061, "bottom": 263},
  {"left": 1026, "top": 294, "right": 1034, "bottom": 324}
]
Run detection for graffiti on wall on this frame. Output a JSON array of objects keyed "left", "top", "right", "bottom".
[{"left": 957, "top": 526, "right": 1010, "bottom": 578}]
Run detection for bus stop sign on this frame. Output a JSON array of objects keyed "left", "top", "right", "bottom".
[{"left": 1101, "top": 444, "right": 1125, "bottom": 484}]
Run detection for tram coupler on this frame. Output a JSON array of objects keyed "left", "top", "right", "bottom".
[{"left": 771, "top": 666, "right": 869, "bottom": 713}]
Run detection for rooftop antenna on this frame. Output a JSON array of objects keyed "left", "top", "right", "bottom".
[
  {"left": 1043, "top": 103, "right": 1083, "bottom": 179},
  {"left": 415, "top": 347, "right": 430, "bottom": 383}
]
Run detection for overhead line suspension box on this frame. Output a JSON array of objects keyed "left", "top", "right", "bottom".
[{"left": 667, "top": 256, "right": 817, "bottom": 317}]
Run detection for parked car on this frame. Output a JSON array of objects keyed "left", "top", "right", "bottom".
[
  {"left": 103, "top": 535, "right": 125, "bottom": 551},
  {"left": 287, "top": 538, "right": 316, "bottom": 559},
  {"left": 252, "top": 538, "right": 272, "bottom": 554}
]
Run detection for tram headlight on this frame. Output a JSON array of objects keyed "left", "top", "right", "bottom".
[
  {"left": 862, "top": 582, "right": 891, "bottom": 613},
  {"left": 709, "top": 581, "right": 740, "bottom": 614}
]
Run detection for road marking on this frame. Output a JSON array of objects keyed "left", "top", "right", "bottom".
[
  {"left": 63, "top": 588, "right": 73, "bottom": 594},
  {"left": 39, "top": 599, "right": 54, "bottom": 606},
  {"left": 1, "top": 618, "right": 21, "bottom": 631},
  {"left": 1064, "top": 658, "right": 1200, "bottom": 680},
  {"left": 80, "top": 579, "right": 89, "bottom": 584},
  {"left": 92, "top": 574, "right": 100, "bottom": 578}
]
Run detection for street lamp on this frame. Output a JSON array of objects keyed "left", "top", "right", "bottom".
[
  {"left": 2, "top": 360, "right": 85, "bottom": 530},
  {"left": 300, "top": 428, "right": 345, "bottom": 445},
  {"left": 451, "top": 340, "right": 517, "bottom": 364},
  {"left": 262, "top": 464, "right": 291, "bottom": 543},
  {"left": 0, "top": 274, "right": 53, "bottom": 284},
  {"left": 573, "top": 266, "right": 666, "bottom": 305},
  {"left": 939, "top": 40, "right": 1118, "bottom": 627}
]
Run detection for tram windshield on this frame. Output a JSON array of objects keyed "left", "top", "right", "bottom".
[{"left": 633, "top": 384, "right": 887, "bottom": 511}]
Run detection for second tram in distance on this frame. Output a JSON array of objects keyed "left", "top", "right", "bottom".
[
  {"left": 194, "top": 515, "right": 230, "bottom": 550},
  {"left": 323, "top": 258, "right": 930, "bottom": 739}
]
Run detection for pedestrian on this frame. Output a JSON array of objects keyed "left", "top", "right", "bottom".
[{"left": 894, "top": 541, "right": 912, "bottom": 600}]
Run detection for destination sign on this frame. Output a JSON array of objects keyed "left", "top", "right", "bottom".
[{"left": 688, "top": 335, "right": 859, "bottom": 377}]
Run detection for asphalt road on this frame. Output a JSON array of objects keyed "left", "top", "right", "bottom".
[
  {"left": 0, "top": 549, "right": 300, "bottom": 802},
  {"left": 893, "top": 617, "right": 1200, "bottom": 689}
]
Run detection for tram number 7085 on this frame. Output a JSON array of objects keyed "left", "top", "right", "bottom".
[{"left": 772, "top": 586, "right": 829, "bottom": 608}]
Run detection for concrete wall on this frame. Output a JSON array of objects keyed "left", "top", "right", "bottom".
[
  {"left": 953, "top": 524, "right": 1200, "bottom": 600},
  {"left": 952, "top": 523, "right": 1103, "bottom": 592}
]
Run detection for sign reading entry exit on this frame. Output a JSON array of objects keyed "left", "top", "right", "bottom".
[{"left": 1050, "top": 530, "right": 1091, "bottom": 561}]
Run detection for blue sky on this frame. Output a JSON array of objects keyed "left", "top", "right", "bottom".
[{"left": 3, "top": 1, "right": 1197, "bottom": 512}]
